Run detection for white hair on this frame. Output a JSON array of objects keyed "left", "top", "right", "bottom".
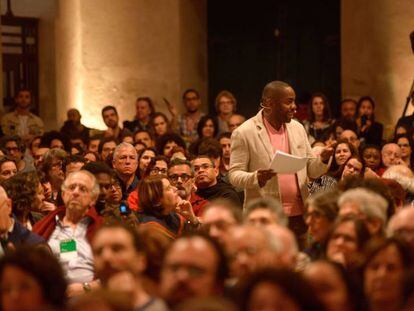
[
  {"left": 338, "top": 188, "right": 388, "bottom": 226},
  {"left": 113, "top": 142, "right": 137, "bottom": 160},
  {"left": 382, "top": 165, "right": 414, "bottom": 193},
  {"left": 62, "top": 170, "right": 100, "bottom": 201}
]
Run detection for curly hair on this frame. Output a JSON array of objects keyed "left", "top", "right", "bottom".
[
  {"left": 2, "top": 171, "right": 40, "bottom": 217},
  {"left": 0, "top": 246, "right": 67, "bottom": 309}
]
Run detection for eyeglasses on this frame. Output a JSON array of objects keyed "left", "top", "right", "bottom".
[
  {"left": 193, "top": 163, "right": 214, "bottom": 172},
  {"left": 169, "top": 173, "right": 192, "bottom": 183},
  {"left": 65, "top": 183, "right": 90, "bottom": 194},
  {"left": 150, "top": 167, "right": 168, "bottom": 175}
]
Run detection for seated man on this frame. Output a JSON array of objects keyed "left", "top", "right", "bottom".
[
  {"left": 92, "top": 223, "right": 167, "bottom": 310},
  {"left": 243, "top": 197, "right": 287, "bottom": 227},
  {"left": 1, "top": 89, "right": 44, "bottom": 143},
  {"left": 33, "top": 170, "right": 102, "bottom": 296},
  {"left": 338, "top": 188, "right": 388, "bottom": 235},
  {"left": 101, "top": 106, "right": 131, "bottom": 142},
  {"left": 160, "top": 233, "right": 228, "bottom": 308},
  {"left": 387, "top": 207, "right": 414, "bottom": 252},
  {"left": 339, "top": 129, "right": 360, "bottom": 150},
  {"left": 168, "top": 158, "right": 208, "bottom": 216},
  {"left": 192, "top": 155, "right": 241, "bottom": 207},
  {"left": 228, "top": 114, "right": 246, "bottom": 133},
  {"left": 133, "top": 129, "right": 154, "bottom": 148},
  {"left": 218, "top": 132, "right": 232, "bottom": 175},
  {"left": 112, "top": 143, "right": 138, "bottom": 200},
  {"left": 0, "top": 135, "right": 35, "bottom": 173},
  {"left": 201, "top": 199, "right": 242, "bottom": 246},
  {"left": 381, "top": 143, "right": 403, "bottom": 169},
  {"left": 98, "top": 138, "right": 117, "bottom": 162},
  {"left": 60, "top": 108, "right": 90, "bottom": 144},
  {"left": 65, "top": 155, "right": 86, "bottom": 175}
]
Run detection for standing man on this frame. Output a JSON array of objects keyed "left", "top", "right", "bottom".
[
  {"left": 229, "top": 81, "right": 332, "bottom": 239},
  {"left": 1, "top": 89, "right": 44, "bottom": 143}
]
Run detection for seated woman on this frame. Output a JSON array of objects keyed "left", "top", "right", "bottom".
[
  {"left": 304, "top": 189, "right": 340, "bottom": 260},
  {"left": 325, "top": 216, "right": 370, "bottom": 269},
  {"left": 149, "top": 112, "right": 174, "bottom": 138},
  {"left": 137, "top": 175, "right": 199, "bottom": 240},
  {"left": 356, "top": 96, "right": 383, "bottom": 146},
  {"left": 309, "top": 140, "right": 357, "bottom": 194},
  {"left": 394, "top": 133, "right": 414, "bottom": 168},
  {"left": 2, "top": 171, "right": 46, "bottom": 229},
  {"left": 361, "top": 144, "right": 382, "bottom": 173},
  {"left": 362, "top": 237, "right": 412, "bottom": 311},
  {"left": 303, "top": 92, "right": 334, "bottom": 144}
]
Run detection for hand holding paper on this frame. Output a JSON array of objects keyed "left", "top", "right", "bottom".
[{"left": 269, "top": 150, "right": 309, "bottom": 174}]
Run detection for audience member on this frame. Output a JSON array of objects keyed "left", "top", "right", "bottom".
[
  {"left": 137, "top": 175, "right": 199, "bottom": 240},
  {"left": 0, "top": 157, "right": 17, "bottom": 182},
  {"left": 243, "top": 197, "right": 287, "bottom": 227},
  {"left": 201, "top": 199, "right": 242, "bottom": 245},
  {"left": 192, "top": 155, "right": 241, "bottom": 206},
  {"left": 101, "top": 106, "right": 131, "bottom": 142},
  {"left": 356, "top": 96, "right": 383, "bottom": 146},
  {"left": 124, "top": 97, "right": 155, "bottom": 132},
  {"left": 227, "top": 113, "right": 246, "bottom": 132},
  {"left": 0, "top": 135, "right": 35, "bottom": 173},
  {"left": 60, "top": 108, "right": 90, "bottom": 143},
  {"left": 339, "top": 129, "right": 360, "bottom": 150},
  {"left": 160, "top": 234, "right": 228, "bottom": 308},
  {"left": 168, "top": 158, "right": 208, "bottom": 216},
  {"left": 303, "top": 92, "right": 334, "bottom": 144},
  {"left": 218, "top": 132, "right": 232, "bottom": 175},
  {"left": 1, "top": 89, "right": 44, "bottom": 142},
  {"left": 387, "top": 207, "right": 414, "bottom": 251},
  {"left": 112, "top": 143, "right": 138, "bottom": 200},
  {"left": 394, "top": 133, "right": 414, "bottom": 168},
  {"left": 133, "top": 129, "right": 154, "bottom": 148},
  {"left": 33, "top": 170, "right": 102, "bottom": 296},
  {"left": 149, "top": 112, "right": 172, "bottom": 138},
  {"left": 215, "top": 90, "right": 237, "bottom": 134},
  {"left": 0, "top": 246, "right": 67, "bottom": 311}
]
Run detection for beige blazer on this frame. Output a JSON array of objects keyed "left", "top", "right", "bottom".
[{"left": 229, "top": 109, "right": 329, "bottom": 208}]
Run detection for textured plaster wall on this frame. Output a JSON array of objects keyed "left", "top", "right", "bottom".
[
  {"left": 341, "top": 0, "right": 414, "bottom": 139},
  {"left": 55, "top": 0, "right": 207, "bottom": 130}
]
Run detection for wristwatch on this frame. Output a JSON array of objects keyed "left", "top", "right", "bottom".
[{"left": 83, "top": 282, "right": 92, "bottom": 292}]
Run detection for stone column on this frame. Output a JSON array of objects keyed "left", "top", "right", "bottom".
[
  {"left": 55, "top": 0, "right": 207, "bottom": 130},
  {"left": 341, "top": 0, "right": 414, "bottom": 139}
]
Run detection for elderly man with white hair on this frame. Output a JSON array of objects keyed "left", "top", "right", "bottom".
[
  {"left": 338, "top": 187, "right": 388, "bottom": 235},
  {"left": 33, "top": 170, "right": 102, "bottom": 296},
  {"left": 112, "top": 142, "right": 139, "bottom": 200},
  {"left": 383, "top": 164, "right": 414, "bottom": 206},
  {"left": 243, "top": 197, "right": 288, "bottom": 227},
  {"left": 387, "top": 207, "right": 414, "bottom": 251}
]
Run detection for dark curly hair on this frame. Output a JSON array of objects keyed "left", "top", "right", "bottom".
[
  {"left": 0, "top": 246, "right": 67, "bottom": 309},
  {"left": 2, "top": 171, "right": 40, "bottom": 218}
]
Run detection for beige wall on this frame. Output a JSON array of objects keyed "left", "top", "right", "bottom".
[
  {"left": 55, "top": 0, "right": 207, "bottom": 130},
  {"left": 342, "top": 0, "right": 414, "bottom": 139}
]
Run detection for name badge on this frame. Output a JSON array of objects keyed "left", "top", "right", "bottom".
[{"left": 60, "top": 239, "right": 77, "bottom": 261}]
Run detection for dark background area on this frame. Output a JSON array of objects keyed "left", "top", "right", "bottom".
[{"left": 207, "top": 0, "right": 341, "bottom": 119}]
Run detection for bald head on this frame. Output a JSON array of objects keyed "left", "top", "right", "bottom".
[
  {"left": 262, "top": 81, "right": 291, "bottom": 101},
  {"left": 382, "top": 143, "right": 402, "bottom": 167}
]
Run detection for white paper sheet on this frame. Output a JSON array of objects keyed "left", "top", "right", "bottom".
[{"left": 269, "top": 150, "right": 308, "bottom": 174}]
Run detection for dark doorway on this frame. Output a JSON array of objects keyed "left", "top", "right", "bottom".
[{"left": 208, "top": 0, "right": 340, "bottom": 119}]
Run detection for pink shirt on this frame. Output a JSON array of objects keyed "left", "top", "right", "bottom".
[{"left": 263, "top": 118, "right": 304, "bottom": 216}]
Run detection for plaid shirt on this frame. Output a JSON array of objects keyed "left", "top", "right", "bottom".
[{"left": 177, "top": 112, "right": 205, "bottom": 143}]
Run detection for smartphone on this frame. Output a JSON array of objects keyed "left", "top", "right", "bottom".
[{"left": 119, "top": 201, "right": 131, "bottom": 216}]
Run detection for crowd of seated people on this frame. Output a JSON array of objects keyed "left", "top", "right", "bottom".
[{"left": 1, "top": 87, "right": 414, "bottom": 311}]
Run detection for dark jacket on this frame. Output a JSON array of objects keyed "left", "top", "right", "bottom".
[
  {"left": 7, "top": 216, "right": 45, "bottom": 246},
  {"left": 196, "top": 179, "right": 241, "bottom": 207}
]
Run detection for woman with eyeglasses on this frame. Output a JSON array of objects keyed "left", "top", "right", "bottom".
[
  {"left": 137, "top": 175, "right": 200, "bottom": 240},
  {"left": 304, "top": 189, "right": 340, "bottom": 260}
]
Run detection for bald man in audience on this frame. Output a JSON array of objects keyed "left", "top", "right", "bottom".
[
  {"left": 381, "top": 143, "right": 403, "bottom": 168},
  {"left": 228, "top": 114, "right": 246, "bottom": 132}
]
